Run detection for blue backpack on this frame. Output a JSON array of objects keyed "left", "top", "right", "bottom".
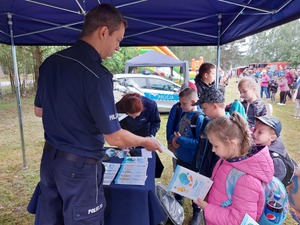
[{"left": 222, "top": 168, "right": 288, "bottom": 225}]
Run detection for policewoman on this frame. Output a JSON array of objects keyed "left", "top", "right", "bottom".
[{"left": 116, "top": 93, "right": 164, "bottom": 177}]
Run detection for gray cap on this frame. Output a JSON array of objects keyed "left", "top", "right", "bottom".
[
  {"left": 256, "top": 115, "right": 282, "bottom": 137},
  {"left": 194, "top": 85, "right": 225, "bottom": 106}
]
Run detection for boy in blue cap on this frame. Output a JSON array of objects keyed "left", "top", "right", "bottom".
[{"left": 252, "top": 115, "right": 296, "bottom": 186}]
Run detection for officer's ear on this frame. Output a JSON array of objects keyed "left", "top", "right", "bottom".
[{"left": 98, "top": 26, "right": 109, "bottom": 40}]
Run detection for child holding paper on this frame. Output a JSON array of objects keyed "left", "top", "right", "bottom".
[
  {"left": 170, "top": 87, "right": 205, "bottom": 225},
  {"left": 193, "top": 112, "right": 274, "bottom": 225}
]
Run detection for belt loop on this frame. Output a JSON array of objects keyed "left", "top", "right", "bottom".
[
  {"left": 44, "top": 141, "right": 58, "bottom": 160},
  {"left": 74, "top": 157, "right": 85, "bottom": 168}
]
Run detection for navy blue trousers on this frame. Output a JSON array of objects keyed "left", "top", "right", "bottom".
[{"left": 35, "top": 144, "right": 105, "bottom": 225}]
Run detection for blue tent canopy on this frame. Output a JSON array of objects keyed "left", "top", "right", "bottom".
[
  {"left": 1, "top": 0, "right": 300, "bottom": 46},
  {"left": 1, "top": 0, "right": 300, "bottom": 168}
]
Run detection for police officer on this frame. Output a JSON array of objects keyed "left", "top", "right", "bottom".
[{"left": 34, "top": 4, "right": 161, "bottom": 224}]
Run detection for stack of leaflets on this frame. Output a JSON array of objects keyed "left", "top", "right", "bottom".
[
  {"left": 102, "top": 162, "right": 121, "bottom": 185},
  {"left": 168, "top": 165, "right": 213, "bottom": 200},
  {"left": 114, "top": 157, "right": 148, "bottom": 185}
]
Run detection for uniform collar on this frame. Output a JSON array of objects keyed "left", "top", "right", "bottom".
[{"left": 76, "top": 39, "right": 102, "bottom": 63}]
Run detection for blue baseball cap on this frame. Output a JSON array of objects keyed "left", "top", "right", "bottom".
[{"left": 256, "top": 115, "right": 282, "bottom": 137}]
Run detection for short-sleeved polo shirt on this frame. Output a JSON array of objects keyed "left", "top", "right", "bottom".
[{"left": 35, "top": 40, "right": 121, "bottom": 158}]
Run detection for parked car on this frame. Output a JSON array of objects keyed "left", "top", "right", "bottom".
[{"left": 113, "top": 74, "right": 181, "bottom": 113}]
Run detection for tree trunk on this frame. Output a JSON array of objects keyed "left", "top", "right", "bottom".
[
  {"left": 21, "top": 46, "right": 27, "bottom": 97},
  {"left": 33, "top": 46, "right": 42, "bottom": 90},
  {"left": 5, "top": 53, "right": 15, "bottom": 93}
]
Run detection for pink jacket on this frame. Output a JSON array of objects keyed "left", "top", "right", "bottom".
[
  {"left": 204, "top": 146, "right": 274, "bottom": 225},
  {"left": 260, "top": 75, "right": 270, "bottom": 87},
  {"left": 278, "top": 78, "right": 290, "bottom": 92}
]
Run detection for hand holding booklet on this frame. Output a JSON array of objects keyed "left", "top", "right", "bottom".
[{"left": 168, "top": 165, "right": 213, "bottom": 200}]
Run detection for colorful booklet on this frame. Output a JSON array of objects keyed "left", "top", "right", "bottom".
[
  {"left": 114, "top": 157, "right": 149, "bottom": 185},
  {"left": 240, "top": 214, "right": 259, "bottom": 225},
  {"left": 102, "top": 162, "right": 121, "bottom": 185},
  {"left": 168, "top": 165, "right": 213, "bottom": 200}
]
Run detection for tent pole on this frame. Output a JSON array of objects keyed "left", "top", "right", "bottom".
[
  {"left": 184, "top": 61, "right": 189, "bottom": 87},
  {"left": 216, "top": 14, "right": 222, "bottom": 88},
  {"left": 7, "top": 13, "right": 27, "bottom": 168}
]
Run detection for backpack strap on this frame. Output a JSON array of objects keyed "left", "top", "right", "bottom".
[
  {"left": 196, "top": 116, "right": 211, "bottom": 171},
  {"left": 190, "top": 112, "right": 203, "bottom": 138},
  {"left": 174, "top": 102, "right": 182, "bottom": 126},
  {"left": 221, "top": 168, "right": 245, "bottom": 207}
]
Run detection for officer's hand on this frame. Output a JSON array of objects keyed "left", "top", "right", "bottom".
[{"left": 143, "top": 137, "right": 162, "bottom": 153}]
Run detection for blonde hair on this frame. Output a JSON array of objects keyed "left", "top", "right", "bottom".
[
  {"left": 179, "top": 87, "right": 198, "bottom": 100},
  {"left": 205, "top": 112, "right": 252, "bottom": 155},
  {"left": 238, "top": 77, "right": 259, "bottom": 97}
]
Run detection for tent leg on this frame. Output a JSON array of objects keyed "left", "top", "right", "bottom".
[
  {"left": 8, "top": 13, "right": 27, "bottom": 168},
  {"left": 216, "top": 14, "right": 222, "bottom": 88}
]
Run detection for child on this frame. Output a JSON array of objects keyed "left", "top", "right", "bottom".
[
  {"left": 277, "top": 76, "right": 290, "bottom": 105},
  {"left": 193, "top": 112, "right": 274, "bottom": 225},
  {"left": 197, "top": 85, "right": 228, "bottom": 120},
  {"left": 166, "top": 81, "right": 197, "bottom": 170},
  {"left": 194, "top": 62, "right": 216, "bottom": 99},
  {"left": 238, "top": 77, "right": 267, "bottom": 130},
  {"left": 268, "top": 77, "right": 278, "bottom": 103},
  {"left": 194, "top": 86, "right": 227, "bottom": 179},
  {"left": 170, "top": 87, "right": 205, "bottom": 224},
  {"left": 253, "top": 115, "right": 295, "bottom": 186}
]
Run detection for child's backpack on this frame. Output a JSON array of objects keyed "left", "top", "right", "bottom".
[
  {"left": 222, "top": 168, "right": 288, "bottom": 225},
  {"left": 270, "top": 151, "right": 297, "bottom": 187},
  {"left": 179, "top": 111, "right": 204, "bottom": 138}
]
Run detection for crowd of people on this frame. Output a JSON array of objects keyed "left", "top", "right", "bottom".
[
  {"left": 166, "top": 62, "right": 299, "bottom": 225},
  {"left": 242, "top": 66, "right": 300, "bottom": 114},
  {"left": 28, "top": 3, "right": 299, "bottom": 225}
]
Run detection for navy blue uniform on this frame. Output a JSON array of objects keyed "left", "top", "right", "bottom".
[
  {"left": 116, "top": 96, "right": 160, "bottom": 137},
  {"left": 34, "top": 40, "right": 120, "bottom": 224},
  {"left": 116, "top": 96, "right": 163, "bottom": 177}
]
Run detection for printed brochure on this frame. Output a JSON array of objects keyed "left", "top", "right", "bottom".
[{"left": 168, "top": 165, "right": 213, "bottom": 200}]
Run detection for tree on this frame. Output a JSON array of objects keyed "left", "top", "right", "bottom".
[
  {"left": 246, "top": 19, "right": 300, "bottom": 68},
  {"left": 103, "top": 47, "right": 139, "bottom": 74}
]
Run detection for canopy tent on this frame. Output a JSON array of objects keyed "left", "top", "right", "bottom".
[
  {"left": 1, "top": 0, "right": 300, "bottom": 168},
  {"left": 1, "top": 0, "right": 300, "bottom": 46},
  {"left": 125, "top": 50, "right": 189, "bottom": 85}
]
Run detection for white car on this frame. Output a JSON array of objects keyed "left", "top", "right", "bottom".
[{"left": 113, "top": 74, "right": 181, "bottom": 113}]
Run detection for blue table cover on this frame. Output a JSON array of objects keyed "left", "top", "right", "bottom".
[{"left": 103, "top": 150, "right": 167, "bottom": 225}]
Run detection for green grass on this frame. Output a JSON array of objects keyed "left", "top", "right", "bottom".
[{"left": 0, "top": 77, "right": 299, "bottom": 224}]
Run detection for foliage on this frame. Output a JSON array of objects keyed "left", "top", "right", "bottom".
[
  {"left": 102, "top": 47, "right": 139, "bottom": 74},
  {"left": 246, "top": 19, "right": 300, "bottom": 68},
  {"left": 0, "top": 45, "right": 138, "bottom": 95},
  {"left": 169, "top": 41, "right": 247, "bottom": 71}
]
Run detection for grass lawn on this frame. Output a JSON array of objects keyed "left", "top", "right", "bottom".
[{"left": 0, "top": 77, "right": 299, "bottom": 224}]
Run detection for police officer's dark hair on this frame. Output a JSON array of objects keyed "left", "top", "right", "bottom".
[
  {"left": 81, "top": 4, "right": 128, "bottom": 37},
  {"left": 194, "top": 62, "right": 215, "bottom": 83}
]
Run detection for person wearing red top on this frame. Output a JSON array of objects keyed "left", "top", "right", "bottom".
[{"left": 285, "top": 68, "right": 295, "bottom": 99}]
